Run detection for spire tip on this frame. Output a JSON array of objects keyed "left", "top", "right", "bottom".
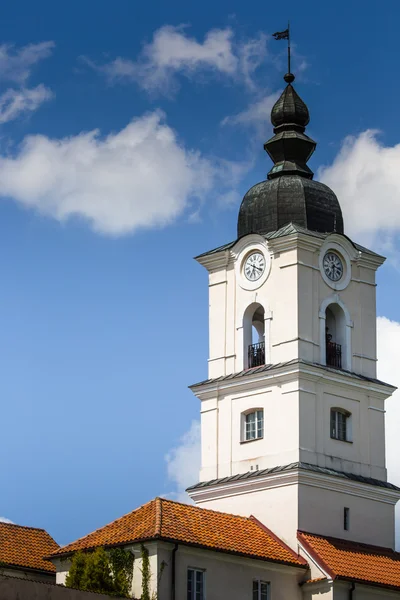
[{"left": 284, "top": 72, "right": 295, "bottom": 84}]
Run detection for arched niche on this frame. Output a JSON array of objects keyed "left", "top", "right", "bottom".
[
  {"left": 319, "top": 295, "right": 352, "bottom": 371},
  {"left": 243, "top": 303, "right": 265, "bottom": 369}
]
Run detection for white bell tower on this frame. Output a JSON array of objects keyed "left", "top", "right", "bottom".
[{"left": 188, "top": 72, "right": 400, "bottom": 551}]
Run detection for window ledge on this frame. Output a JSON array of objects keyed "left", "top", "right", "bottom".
[
  {"left": 240, "top": 437, "right": 264, "bottom": 444},
  {"left": 330, "top": 436, "right": 353, "bottom": 444}
]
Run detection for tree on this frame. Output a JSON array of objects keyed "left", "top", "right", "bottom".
[
  {"left": 65, "top": 546, "right": 134, "bottom": 598},
  {"left": 65, "top": 551, "right": 86, "bottom": 590}
]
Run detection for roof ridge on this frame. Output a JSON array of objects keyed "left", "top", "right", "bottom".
[
  {"left": 250, "top": 516, "right": 308, "bottom": 566},
  {"left": 159, "top": 497, "right": 259, "bottom": 522},
  {"left": 155, "top": 497, "right": 162, "bottom": 537},
  {"left": 0, "top": 522, "right": 48, "bottom": 533},
  {"left": 57, "top": 498, "right": 156, "bottom": 551},
  {"left": 297, "top": 531, "right": 336, "bottom": 580},
  {"left": 298, "top": 530, "right": 400, "bottom": 555}
]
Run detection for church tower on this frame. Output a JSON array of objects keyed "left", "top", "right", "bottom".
[{"left": 188, "top": 72, "right": 400, "bottom": 550}]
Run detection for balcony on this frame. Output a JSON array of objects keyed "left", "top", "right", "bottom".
[
  {"left": 326, "top": 341, "right": 342, "bottom": 369},
  {"left": 248, "top": 342, "right": 265, "bottom": 368}
]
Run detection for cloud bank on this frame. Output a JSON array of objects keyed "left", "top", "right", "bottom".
[
  {"left": 0, "top": 110, "right": 245, "bottom": 235},
  {"left": 85, "top": 25, "right": 267, "bottom": 95},
  {"left": 318, "top": 130, "right": 400, "bottom": 252}
]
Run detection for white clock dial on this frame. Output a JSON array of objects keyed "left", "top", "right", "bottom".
[
  {"left": 323, "top": 252, "right": 343, "bottom": 282},
  {"left": 244, "top": 252, "right": 265, "bottom": 282}
]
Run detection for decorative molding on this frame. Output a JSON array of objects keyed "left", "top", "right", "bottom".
[
  {"left": 353, "top": 353, "right": 377, "bottom": 362},
  {"left": 268, "top": 233, "right": 322, "bottom": 255},
  {"left": 196, "top": 250, "right": 231, "bottom": 272},
  {"left": 368, "top": 406, "right": 385, "bottom": 413},
  {"left": 188, "top": 467, "right": 400, "bottom": 506},
  {"left": 191, "top": 362, "right": 395, "bottom": 401},
  {"left": 279, "top": 261, "right": 319, "bottom": 271},
  {"left": 350, "top": 277, "right": 377, "bottom": 287}
]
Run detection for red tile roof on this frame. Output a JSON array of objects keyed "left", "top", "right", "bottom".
[
  {"left": 51, "top": 498, "right": 307, "bottom": 568},
  {"left": 0, "top": 522, "right": 59, "bottom": 573},
  {"left": 298, "top": 531, "right": 400, "bottom": 590}
]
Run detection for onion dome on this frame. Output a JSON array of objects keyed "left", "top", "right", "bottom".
[{"left": 237, "top": 73, "right": 344, "bottom": 237}]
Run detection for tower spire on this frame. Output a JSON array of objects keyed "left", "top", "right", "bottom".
[{"left": 265, "top": 72, "right": 316, "bottom": 180}]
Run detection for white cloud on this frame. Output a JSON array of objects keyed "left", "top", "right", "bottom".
[
  {"left": 221, "top": 92, "right": 280, "bottom": 129},
  {"left": 0, "top": 85, "right": 53, "bottom": 124},
  {"left": 85, "top": 26, "right": 267, "bottom": 94},
  {"left": 0, "top": 516, "right": 14, "bottom": 524},
  {"left": 0, "top": 41, "right": 54, "bottom": 84},
  {"left": 0, "top": 110, "right": 244, "bottom": 235},
  {"left": 376, "top": 316, "right": 400, "bottom": 550},
  {"left": 318, "top": 130, "right": 400, "bottom": 251},
  {"left": 165, "top": 420, "right": 201, "bottom": 503}
]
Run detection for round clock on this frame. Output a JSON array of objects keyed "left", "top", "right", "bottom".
[
  {"left": 244, "top": 252, "right": 265, "bottom": 281},
  {"left": 323, "top": 252, "right": 343, "bottom": 282}
]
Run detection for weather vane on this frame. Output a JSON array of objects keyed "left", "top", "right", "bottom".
[{"left": 272, "top": 23, "right": 291, "bottom": 74}]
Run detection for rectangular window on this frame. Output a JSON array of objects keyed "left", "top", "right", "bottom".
[
  {"left": 330, "top": 409, "right": 350, "bottom": 442},
  {"left": 187, "top": 568, "right": 204, "bottom": 600},
  {"left": 253, "top": 580, "right": 269, "bottom": 600},
  {"left": 344, "top": 507, "right": 350, "bottom": 531},
  {"left": 245, "top": 410, "right": 264, "bottom": 441}
]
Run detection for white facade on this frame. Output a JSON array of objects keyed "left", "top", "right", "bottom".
[{"left": 190, "top": 227, "right": 400, "bottom": 549}]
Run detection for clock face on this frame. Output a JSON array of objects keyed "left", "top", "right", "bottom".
[
  {"left": 244, "top": 252, "right": 265, "bottom": 281},
  {"left": 323, "top": 252, "right": 343, "bottom": 282}
]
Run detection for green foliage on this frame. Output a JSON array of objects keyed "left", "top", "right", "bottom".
[
  {"left": 140, "top": 544, "right": 151, "bottom": 600},
  {"left": 109, "top": 547, "right": 134, "bottom": 598},
  {"left": 65, "top": 551, "right": 86, "bottom": 590},
  {"left": 80, "top": 548, "right": 114, "bottom": 595},
  {"left": 65, "top": 547, "right": 134, "bottom": 598}
]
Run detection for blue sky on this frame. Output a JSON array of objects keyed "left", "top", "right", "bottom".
[{"left": 1, "top": 0, "right": 400, "bottom": 548}]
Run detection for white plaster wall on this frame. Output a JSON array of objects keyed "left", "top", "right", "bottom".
[
  {"left": 299, "top": 380, "right": 387, "bottom": 480},
  {"left": 172, "top": 544, "right": 305, "bottom": 600},
  {"left": 200, "top": 378, "right": 300, "bottom": 481},
  {"left": 204, "top": 232, "right": 381, "bottom": 381},
  {"left": 334, "top": 581, "right": 400, "bottom": 600},
  {"left": 302, "top": 581, "right": 333, "bottom": 600},
  {"left": 199, "top": 368, "right": 389, "bottom": 483},
  {"left": 298, "top": 483, "right": 395, "bottom": 548}
]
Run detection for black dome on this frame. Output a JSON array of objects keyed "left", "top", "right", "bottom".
[
  {"left": 237, "top": 73, "right": 344, "bottom": 238},
  {"left": 238, "top": 176, "right": 344, "bottom": 238}
]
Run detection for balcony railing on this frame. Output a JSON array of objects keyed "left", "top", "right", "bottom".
[
  {"left": 248, "top": 342, "right": 265, "bottom": 368},
  {"left": 326, "top": 341, "right": 342, "bottom": 369}
]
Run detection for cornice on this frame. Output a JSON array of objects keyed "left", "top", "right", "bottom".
[
  {"left": 268, "top": 232, "right": 322, "bottom": 255},
  {"left": 196, "top": 250, "right": 231, "bottom": 272},
  {"left": 190, "top": 362, "right": 395, "bottom": 401},
  {"left": 188, "top": 467, "right": 400, "bottom": 505}
]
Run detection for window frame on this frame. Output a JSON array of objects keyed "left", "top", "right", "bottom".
[
  {"left": 187, "top": 567, "right": 205, "bottom": 600},
  {"left": 344, "top": 507, "right": 350, "bottom": 531},
  {"left": 242, "top": 409, "right": 264, "bottom": 442},
  {"left": 253, "top": 579, "right": 270, "bottom": 600},
  {"left": 330, "top": 408, "right": 352, "bottom": 443}
]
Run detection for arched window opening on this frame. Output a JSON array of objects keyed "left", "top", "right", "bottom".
[
  {"left": 325, "top": 304, "right": 346, "bottom": 369},
  {"left": 330, "top": 408, "right": 352, "bottom": 442},
  {"left": 242, "top": 409, "right": 264, "bottom": 442},
  {"left": 243, "top": 304, "right": 265, "bottom": 369}
]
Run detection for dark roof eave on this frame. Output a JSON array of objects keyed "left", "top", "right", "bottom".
[
  {"left": 190, "top": 359, "right": 394, "bottom": 390},
  {"left": 186, "top": 461, "right": 400, "bottom": 493}
]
